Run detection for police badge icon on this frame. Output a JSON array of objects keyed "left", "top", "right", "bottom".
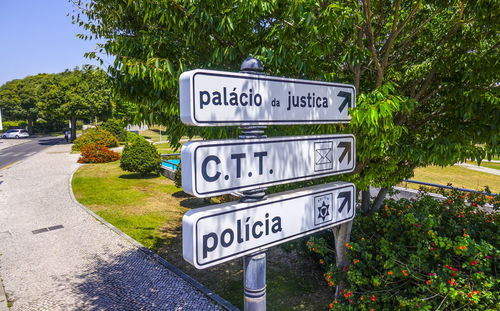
[{"left": 314, "top": 193, "right": 333, "bottom": 226}]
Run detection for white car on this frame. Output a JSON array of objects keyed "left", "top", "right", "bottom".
[{"left": 1, "top": 129, "right": 30, "bottom": 139}]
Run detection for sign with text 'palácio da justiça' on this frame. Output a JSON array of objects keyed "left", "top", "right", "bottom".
[{"left": 180, "top": 69, "right": 356, "bottom": 126}]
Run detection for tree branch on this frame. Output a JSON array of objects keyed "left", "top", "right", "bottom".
[
  {"left": 361, "top": 0, "right": 383, "bottom": 87},
  {"left": 400, "top": 8, "right": 441, "bottom": 51},
  {"left": 415, "top": 2, "right": 465, "bottom": 100}
]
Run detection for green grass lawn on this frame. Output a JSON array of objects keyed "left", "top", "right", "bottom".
[
  {"left": 72, "top": 160, "right": 332, "bottom": 310},
  {"left": 405, "top": 165, "right": 500, "bottom": 193}
]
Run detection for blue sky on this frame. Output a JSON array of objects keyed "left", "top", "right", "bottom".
[{"left": 0, "top": 0, "right": 113, "bottom": 86}]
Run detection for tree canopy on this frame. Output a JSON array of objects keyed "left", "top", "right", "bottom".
[
  {"left": 75, "top": 0, "right": 499, "bottom": 208},
  {"left": 0, "top": 66, "right": 114, "bottom": 140}
]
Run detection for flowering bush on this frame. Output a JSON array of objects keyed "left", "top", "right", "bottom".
[
  {"left": 308, "top": 190, "right": 499, "bottom": 310},
  {"left": 72, "top": 128, "right": 119, "bottom": 151},
  {"left": 77, "top": 144, "right": 120, "bottom": 163}
]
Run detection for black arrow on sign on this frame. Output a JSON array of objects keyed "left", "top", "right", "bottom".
[
  {"left": 337, "top": 91, "right": 352, "bottom": 113},
  {"left": 338, "top": 141, "right": 352, "bottom": 164},
  {"left": 338, "top": 191, "right": 351, "bottom": 214}
]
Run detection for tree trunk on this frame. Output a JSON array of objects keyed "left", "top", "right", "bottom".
[
  {"left": 332, "top": 221, "right": 353, "bottom": 298},
  {"left": 70, "top": 116, "right": 77, "bottom": 142},
  {"left": 361, "top": 190, "right": 370, "bottom": 213},
  {"left": 27, "top": 118, "right": 33, "bottom": 135},
  {"left": 370, "top": 187, "right": 389, "bottom": 214}
]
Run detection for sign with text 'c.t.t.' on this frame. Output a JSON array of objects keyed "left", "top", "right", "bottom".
[
  {"left": 183, "top": 182, "right": 356, "bottom": 269},
  {"left": 180, "top": 69, "right": 356, "bottom": 126},
  {"left": 181, "top": 135, "right": 355, "bottom": 198}
]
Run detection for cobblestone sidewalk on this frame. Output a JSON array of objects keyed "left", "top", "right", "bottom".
[{"left": 0, "top": 143, "right": 228, "bottom": 310}]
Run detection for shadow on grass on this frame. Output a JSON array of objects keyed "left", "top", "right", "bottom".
[
  {"left": 119, "top": 172, "right": 159, "bottom": 180},
  {"left": 173, "top": 191, "right": 212, "bottom": 209},
  {"left": 65, "top": 249, "right": 223, "bottom": 310}
]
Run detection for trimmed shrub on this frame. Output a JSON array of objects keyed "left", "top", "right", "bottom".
[
  {"left": 101, "top": 118, "right": 127, "bottom": 142},
  {"left": 72, "top": 128, "right": 119, "bottom": 151},
  {"left": 2, "top": 120, "right": 27, "bottom": 130},
  {"left": 308, "top": 190, "right": 499, "bottom": 310},
  {"left": 120, "top": 136, "right": 161, "bottom": 175},
  {"left": 125, "top": 131, "right": 140, "bottom": 142},
  {"left": 174, "top": 163, "right": 182, "bottom": 188},
  {"left": 77, "top": 144, "right": 120, "bottom": 163},
  {"left": 33, "top": 119, "right": 66, "bottom": 134}
]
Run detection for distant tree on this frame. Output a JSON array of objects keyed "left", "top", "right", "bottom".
[
  {"left": 0, "top": 75, "right": 49, "bottom": 134},
  {"left": 0, "top": 79, "right": 22, "bottom": 121},
  {"left": 38, "top": 66, "right": 114, "bottom": 141}
]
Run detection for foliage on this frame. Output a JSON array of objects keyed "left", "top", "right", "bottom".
[
  {"left": 32, "top": 119, "right": 66, "bottom": 134},
  {"left": 72, "top": 128, "right": 119, "bottom": 151},
  {"left": 100, "top": 118, "right": 127, "bottom": 141},
  {"left": 75, "top": 0, "right": 499, "bottom": 194},
  {"left": 173, "top": 163, "right": 182, "bottom": 188},
  {"left": 0, "top": 75, "right": 46, "bottom": 133},
  {"left": 0, "top": 66, "right": 114, "bottom": 138},
  {"left": 77, "top": 144, "right": 120, "bottom": 163},
  {"left": 125, "top": 131, "right": 140, "bottom": 142},
  {"left": 308, "top": 191, "right": 499, "bottom": 310},
  {"left": 1, "top": 120, "right": 27, "bottom": 130},
  {"left": 120, "top": 135, "right": 161, "bottom": 175}
]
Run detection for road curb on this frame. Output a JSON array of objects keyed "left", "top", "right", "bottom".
[
  {"left": 68, "top": 167, "right": 239, "bottom": 311},
  {"left": 0, "top": 275, "right": 9, "bottom": 311}
]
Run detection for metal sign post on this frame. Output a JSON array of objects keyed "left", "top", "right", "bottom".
[{"left": 239, "top": 58, "right": 267, "bottom": 311}]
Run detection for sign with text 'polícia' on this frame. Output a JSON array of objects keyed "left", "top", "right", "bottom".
[
  {"left": 180, "top": 69, "right": 356, "bottom": 126},
  {"left": 183, "top": 182, "right": 355, "bottom": 269},
  {"left": 181, "top": 135, "right": 355, "bottom": 197}
]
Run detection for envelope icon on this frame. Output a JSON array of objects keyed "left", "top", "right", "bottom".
[{"left": 314, "top": 141, "right": 333, "bottom": 171}]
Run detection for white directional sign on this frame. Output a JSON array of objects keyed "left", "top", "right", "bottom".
[
  {"left": 183, "top": 182, "right": 355, "bottom": 269},
  {"left": 181, "top": 135, "right": 355, "bottom": 198},
  {"left": 180, "top": 69, "right": 356, "bottom": 126}
]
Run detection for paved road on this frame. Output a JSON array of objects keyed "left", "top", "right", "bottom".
[
  {"left": 0, "top": 143, "right": 227, "bottom": 311},
  {"left": 0, "top": 137, "right": 64, "bottom": 169}
]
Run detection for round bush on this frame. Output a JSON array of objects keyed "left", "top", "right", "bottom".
[
  {"left": 125, "top": 131, "right": 140, "bottom": 142},
  {"left": 308, "top": 190, "right": 499, "bottom": 310},
  {"left": 72, "top": 128, "right": 119, "bottom": 151},
  {"left": 120, "top": 136, "right": 161, "bottom": 175},
  {"left": 77, "top": 144, "right": 120, "bottom": 163},
  {"left": 101, "top": 118, "right": 127, "bottom": 142}
]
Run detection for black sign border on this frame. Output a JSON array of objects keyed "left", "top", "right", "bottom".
[
  {"left": 191, "top": 71, "right": 356, "bottom": 125},
  {"left": 194, "top": 183, "right": 356, "bottom": 267},
  {"left": 193, "top": 135, "right": 356, "bottom": 196}
]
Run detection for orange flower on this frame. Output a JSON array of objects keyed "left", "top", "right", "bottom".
[
  {"left": 346, "top": 243, "right": 351, "bottom": 249},
  {"left": 426, "top": 280, "right": 431, "bottom": 285},
  {"left": 388, "top": 271, "right": 393, "bottom": 275},
  {"left": 402, "top": 269, "right": 408, "bottom": 276}
]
